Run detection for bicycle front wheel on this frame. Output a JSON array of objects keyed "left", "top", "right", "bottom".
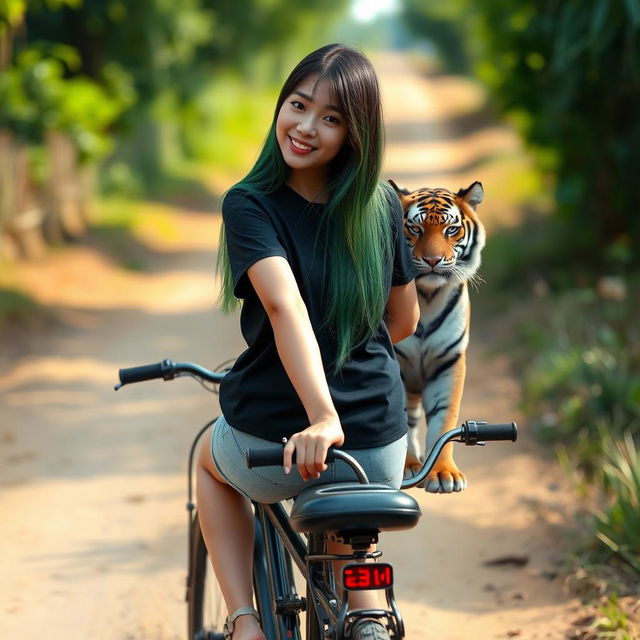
[{"left": 187, "top": 512, "right": 226, "bottom": 640}]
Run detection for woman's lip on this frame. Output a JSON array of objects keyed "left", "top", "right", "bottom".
[{"left": 288, "top": 136, "right": 316, "bottom": 154}]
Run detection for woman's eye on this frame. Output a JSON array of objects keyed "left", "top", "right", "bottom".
[
  {"left": 324, "top": 115, "right": 341, "bottom": 125},
  {"left": 290, "top": 100, "right": 304, "bottom": 110}
]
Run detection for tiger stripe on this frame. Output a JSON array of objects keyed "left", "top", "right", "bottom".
[{"left": 389, "top": 179, "right": 485, "bottom": 493}]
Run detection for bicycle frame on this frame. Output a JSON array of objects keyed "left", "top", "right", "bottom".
[
  {"left": 117, "top": 359, "right": 517, "bottom": 640},
  {"left": 249, "top": 501, "right": 402, "bottom": 640},
  {"left": 186, "top": 421, "right": 403, "bottom": 640}
]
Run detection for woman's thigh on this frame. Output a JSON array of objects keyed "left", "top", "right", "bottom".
[{"left": 208, "top": 415, "right": 408, "bottom": 503}]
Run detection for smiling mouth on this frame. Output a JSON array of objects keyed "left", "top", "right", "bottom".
[{"left": 289, "top": 136, "right": 316, "bottom": 153}]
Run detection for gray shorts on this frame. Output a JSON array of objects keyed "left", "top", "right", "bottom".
[{"left": 210, "top": 415, "right": 407, "bottom": 503}]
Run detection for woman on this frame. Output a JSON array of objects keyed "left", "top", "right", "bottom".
[{"left": 197, "top": 43, "right": 419, "bottom": 640}]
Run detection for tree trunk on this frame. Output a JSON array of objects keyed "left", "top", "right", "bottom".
[
  {"left": 0, "top": 130, "right": 47, "bottom": 261},
  {"left": 43, "top": 131, "right": 88, "bottom": 243}
]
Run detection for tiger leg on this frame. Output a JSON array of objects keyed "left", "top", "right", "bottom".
[
  {"left": 422, "top": 353, "right": 467, "bottom": 493},
  {"left": 404, "top": 392, "right": 423, "bottom": 479}
]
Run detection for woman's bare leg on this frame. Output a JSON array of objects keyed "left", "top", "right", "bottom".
[
  {"left": 196, "top": 435, "right": 265, "bottom": 640},
  {"left": 327, "top": 536, "right": 380, "bottom": 610}
]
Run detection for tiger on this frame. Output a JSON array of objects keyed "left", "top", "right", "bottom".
[{"left": 389, "top": 180, "right": 485, "bottom": 493}]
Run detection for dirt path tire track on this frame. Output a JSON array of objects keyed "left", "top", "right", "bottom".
[{"left": 0, "top": 52, "right": 579, "bottom": 639}]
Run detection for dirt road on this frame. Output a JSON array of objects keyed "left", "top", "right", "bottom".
[{"left": 1, "top": 53, "right": 579, "bottom": 639}]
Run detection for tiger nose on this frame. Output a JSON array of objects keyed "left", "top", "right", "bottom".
[{"left": 425, "top": 256, "right": 442, "bottom": 267}]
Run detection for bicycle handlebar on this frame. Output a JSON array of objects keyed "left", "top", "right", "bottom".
[
  {"left": 246, "top": 447, "right": 372, "bottom": 484},
  {"left": 115, "top": 358, "right": 226, "bottom": 390},
  {"left": 114, "top": 359, "right": 517, "bottom": 488},
  {"left": 246, "top": 447, "right": 337, "bottom": 468},
  {"left": 245, "top": 421, "right": 517, "bottom": 489}
]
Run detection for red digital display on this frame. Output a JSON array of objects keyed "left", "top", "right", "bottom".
[{"left": 343, "top": 564, "right": 393, "bottom": 590}]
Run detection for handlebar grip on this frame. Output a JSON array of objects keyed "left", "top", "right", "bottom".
[
  {"left": 119, "top": 361, "right": 169, "bottom": 385},
  {"left": 466, "top": 421, "right": 517, "bottom": 443},
  {"left": 245, "top": 446, "right": 336, "bottom": 469}
]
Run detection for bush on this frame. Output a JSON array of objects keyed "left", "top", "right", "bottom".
[
  {"left": 517, "top": 288, "right": 639, "bottom": 477},
  {"left": 510, "top": 284, "right": 640, "bottom": 577}
]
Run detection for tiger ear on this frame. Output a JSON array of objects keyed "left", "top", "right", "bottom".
[
  {"left": 388, "top": 179, "right": 414, "bottom": 210},
  {"left": 457, "top": 181, "right": 484, "bottom": 210}
]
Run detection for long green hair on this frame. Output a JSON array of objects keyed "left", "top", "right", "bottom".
[{"left": 217, "top": 44, "right": 393, "bottom": 370}]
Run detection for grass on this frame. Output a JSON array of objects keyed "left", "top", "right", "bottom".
[
  {"left": 593, "top": 434, "right": 640, "bottom": 574},
  {"left": 592, "top": 595, "right": 638, "bottom": 640},
  {"left": 0, "top": 261, "right": 43, "bottom": 331},
  {"left": 0, "top": 285, "right": 38, "bottom": 328},
  {"left": 575, "top": 594, "right": 640, "bottom": 640},
  {"left": 480, "top": 218, "right": 640, "bottom": 580}
]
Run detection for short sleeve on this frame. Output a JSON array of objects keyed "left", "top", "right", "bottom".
[
  {"left": 388, "top": 191, "right": 419, "bottom": 286},
  {"left": 222, "top": 189, "right": 288, "bottom": 298}
]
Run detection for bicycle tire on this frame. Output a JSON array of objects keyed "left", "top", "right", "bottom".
[
  {"left": 252, "top": 515, "right": 278, "bottom": 640},
  {"left": 305, "top": 532, "right": 328, "bottom": 640},
  {"left": 350, "top": 620, "right": 391, "bottom": 640},
  {"left": 187, "top": 512, "right": 226, "bottom": 640},
  {"left": 305, "top": 579, "right": 322, "bottom": 640}
]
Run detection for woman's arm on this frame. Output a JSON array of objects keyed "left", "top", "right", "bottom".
[
  {"left": 247, "top": 256, "right": 344, "bottom": 481},
  {"left": 385, "top": 281, "right": 420, "bottom": 343}
]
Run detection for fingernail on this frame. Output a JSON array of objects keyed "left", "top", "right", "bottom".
[{"left": 284, "top": 466, "right": 290, "bottom": 474}]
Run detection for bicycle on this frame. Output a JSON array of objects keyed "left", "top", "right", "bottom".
[{"left": 115, "top": 358, "right": 518, "bottom": 640}]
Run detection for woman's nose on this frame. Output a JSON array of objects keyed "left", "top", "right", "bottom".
[{"left": 296, "top": 117, "right": 316, "bottom": 136}]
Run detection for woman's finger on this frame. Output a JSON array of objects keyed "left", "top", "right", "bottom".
[
  {"left": 295, "top": 440, "right": 309, "bottom": 480},
  {"left": 283, "top": 438, "right": 296, "bottom": 475},
  {"left": 306, "top": 438, "right": 326, "bottom": 478},
  {"left": 305, "top": 442, "right": 319, "bottom": 479},
  {"left": 314, "top": 440, "right": 328, "bottom": 474}
]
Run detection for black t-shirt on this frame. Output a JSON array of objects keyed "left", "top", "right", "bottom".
[{"left": 219, "top": 184, "right": 418, "bottom": 449}]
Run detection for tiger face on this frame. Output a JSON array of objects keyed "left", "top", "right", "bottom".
[{"left": 390, "top": 180, "right": 486, "bottom": 293}]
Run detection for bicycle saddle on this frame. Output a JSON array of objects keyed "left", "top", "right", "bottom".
[{"left": 290, "top": 483, "right": 421, "bottom": 534}]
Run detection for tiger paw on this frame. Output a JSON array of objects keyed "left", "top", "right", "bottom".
[
  {"left": 424, "top": 461, "right": 467, "bottom": 493},
  {"left": 403, "top": 451, "right": 423, "bottom": 481},
  {"left": 403, "top": 463, "right": 423, "bottom": 481}
]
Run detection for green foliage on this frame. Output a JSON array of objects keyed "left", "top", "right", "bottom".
[
  {"left": 24, "top": 0, "right": 213, "bottom": 95},
  {"left": 592, "top": 595, "right": 638, "bottom": 639},
  {"left": 400, "top": 0, "right": 640, "bottom": 268},
  {"left": 199, "top": 0, "right": 347, "bottom": 74},
  {"left": 0, "top": 285, "right": 36, "bottom": 327},
  {"left": 14, "top": 0, "right": 349, "bottom": 184},
  {"left": 509, "top": 285, "right": 639, "bottom": 576},
  {"left": 2, "top": 0, "right": 352, "bottom": 219},
  {"left": 0, "top": 46, "right": 135, "bottom": 160},
  {"left": 518, "top": 288, "right": 640, "bottom": 476},
  {"left": 401, "top": 0, "right": 473, "bottom": 73},
  {"left": 593, "top": 435, "right": 640, "bottom": 575},
  {"left": 179, "top": 73, "right": 276, "bottom": 171},
  {"left": 0, "top": 0, "right": 26, "bottom": 28}
]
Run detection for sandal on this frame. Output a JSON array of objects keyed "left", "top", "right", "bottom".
[{"left": 223, "top": 606, "right": 261, "bottom": 640}]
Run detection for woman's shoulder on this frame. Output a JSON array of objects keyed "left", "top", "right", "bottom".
[
  {"left": 222, "top": 185, "right": 275, "bottom": 217},
  {"left": 224, "top": 185, "right": 263, "bottom": 205}
]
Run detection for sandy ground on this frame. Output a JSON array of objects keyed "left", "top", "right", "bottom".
[{"left": 1, "top": 53, "right": 584, "bottom": 639}]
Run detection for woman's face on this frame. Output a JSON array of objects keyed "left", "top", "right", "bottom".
[{"left": 276, "top": 75, "right": 348, "bottom": 179}]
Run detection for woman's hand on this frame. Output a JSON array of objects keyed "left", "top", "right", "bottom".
[{"left": 283, "top": 416, "right": 345, "bottom": 481}]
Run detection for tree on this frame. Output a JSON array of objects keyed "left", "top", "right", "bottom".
[{"left": 401, "top": 0, "right": 640, "bottom": 269}]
